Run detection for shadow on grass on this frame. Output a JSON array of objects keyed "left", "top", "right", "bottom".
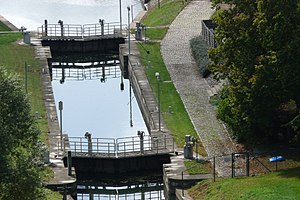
[{"left": 277, "top": 166, "right": 300, "bottom": 179}]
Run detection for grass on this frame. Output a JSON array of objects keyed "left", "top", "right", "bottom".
[
  {"left": 145, "top": 28, "right": 168, "bottom": 40},
  {"left": 142, "top": 0, "right": 186, "bottom": 26},
  {"left": 0, "top": 32, "right": 60, "bottom": 199},
  {"left": 189, "top": 167, "right": 300, "bottom": 199},
  {"left": 0, "top": 21, "right": 11, "bottom": 31},
  {"left": 137, "top": 0, "right": 206, "bottom": 155},
  {"left": 184, "top": 160, "right": 212, "bottom": 175},
  {"left": 0, "top": 32, "right": 48, "bottom": 142}
]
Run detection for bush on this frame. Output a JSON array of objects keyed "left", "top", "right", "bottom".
[{"left": 190, "top": 36, "right": 210, "bottom": 77}]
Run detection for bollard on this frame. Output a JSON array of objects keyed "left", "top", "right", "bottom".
[
  {"left": 137, "top": 131, "right": 144, "bottom": 154},
  {"left": 58, "top": 20, "right": 64, "bottom": 37},
  {"left": 99, "top": 19, "right": 104, "bottom": 35}
]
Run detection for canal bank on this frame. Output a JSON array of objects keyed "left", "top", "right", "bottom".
[
  {"left": 31, "top": 35, "right": 77, "bottom": 194},
  {"left": 0, "top": 15, "right": 18, "bottom": 31}
]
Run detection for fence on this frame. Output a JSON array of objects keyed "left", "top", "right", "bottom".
[
  {"left": 201, "top": 20, "right": 216, "bottom": 48},
  {"left": 67, "top": 134, "right": 175, "bottom": 158},
  {"left": 180, "top": 148, "right": 300, "bottom": 183},
  {"left": 37, "top": 22, "right": 127, "bottom": 39}
]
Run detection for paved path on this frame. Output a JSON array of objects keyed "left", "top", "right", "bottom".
[{"left": 161, "top": 0, "right": 237, "bottom": 177}]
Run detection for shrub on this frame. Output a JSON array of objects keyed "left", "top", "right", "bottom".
[{"left": 190, "top": 36, "right": 210, "bottom": 77}]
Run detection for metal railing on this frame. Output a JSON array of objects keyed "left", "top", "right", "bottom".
[
  {"left": 67, "top": 134, "right": 175, "bottom": 158},
  {"left": 37, "top": 22, "right": 127, "bottom": 39}
]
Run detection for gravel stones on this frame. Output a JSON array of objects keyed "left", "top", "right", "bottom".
[{"left": 161, "top": 0, "right": 237, "bottom": 177}]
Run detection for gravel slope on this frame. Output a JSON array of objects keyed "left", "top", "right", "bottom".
[{"left": 161, "top": 0, "right": 238, "bottom": 177}]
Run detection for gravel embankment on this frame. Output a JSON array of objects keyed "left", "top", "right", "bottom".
[{"left": 161, "top": 0, "right": 238, "bottom": 177}]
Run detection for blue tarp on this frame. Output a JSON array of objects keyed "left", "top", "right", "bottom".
[{"left": 269, "top": 156, "right": 285, "bottom": 162}]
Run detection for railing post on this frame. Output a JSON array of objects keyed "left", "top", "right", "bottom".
[
  {"left": 231, "top": 153, "right": 235, "bottom": 178},
  {"left": 213, "top": 156, "right": 216, "bottom": 182},
  {"left": 67, "top": 151, "right": 72, "bottom": 176},
  {"left": 108, "top": 143, "right": 110, "bottom": 156},
  {"left": 124, "top": 142, "right": 126, "bottom": 157},
  {"left": 246, "top": 152, "right": 250, "bottom": 176},
  {"left": 80, "top": 139, "right": 83, "bottom": 152},
  {"left": 181, "top": 171, "right": 184, "bottom": 196},
  {"left": 115, "top": 139, "right": 117, "bottom": 157},
  {"left": 44, "top": 19, "right": 48, "bottom": 36},
  {"left": 96, "top": 138, "right": 99, "bottom": 153}
]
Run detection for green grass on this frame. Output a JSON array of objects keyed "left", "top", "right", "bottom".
[
  {"left": 189, "top": 167, "right": 300, "bottom": 199},
  {"left": 142, "top": 0, "right": 186, "bottom": 26},
  {"left": 0, "top": 33, "right": 48, "bottom": 142},
  {"left": 0, "top": 32, "right": 60, "bottom": 199},
  {"left": 0, "top": 21, "right": 11, "bottom": 31},
  {"left": 145, "top": 28, "right": 168, "bottom": 40},
  {"left": 137, "top": 0, "right": 206, "bottom": 155},
  {"left": 184, "top": 160, "right": 212, "bottom": 175}
]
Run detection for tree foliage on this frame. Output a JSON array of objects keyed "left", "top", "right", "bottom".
[
  {"left": 209, "top": 0, "right": 300, "bottom": 144},
  {"left": 0, "top": 67, "right": 46, "bottom": 200}
]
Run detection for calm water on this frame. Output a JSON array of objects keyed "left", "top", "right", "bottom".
[
  {"left": 0, "top": 1, "right": 165, "bottom": 199},
  {"left": 0, "top": 0, "right": 148, "bottom": 138},
  {"left": 52, "top": 72, "right": 148, "bottom": 138},
  {"left": 0, "top": 0, "right": 142, "bottom": 31}
]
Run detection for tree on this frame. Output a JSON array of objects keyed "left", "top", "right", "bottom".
[
  {"left": 209, "top": 0, "right": 300, "bottom": 144},
  {"left": 0, "top": 67, "right": 46, "bottom": 200}
]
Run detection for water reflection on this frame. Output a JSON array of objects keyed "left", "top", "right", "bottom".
[
  {"left": 75, "top": 178, "right": 165, "bottom": 200},
  {"left": 51, "top": 53, "right": 148, "bottom": 138}
]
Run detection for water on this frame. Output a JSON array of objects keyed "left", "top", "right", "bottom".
[
  {"left": 0, "top": 1, "right": 165, "bottom": 199},
  {"left": 52, "top": 68, "right": 148, "bottom": 138},
  {"left": 0, "top": 0, "right": 148, "bottom": 137},
  {"left": 0, "top": 0, "right": 143, "bottom": 31}
]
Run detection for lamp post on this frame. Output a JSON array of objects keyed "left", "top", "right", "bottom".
[
  {"left": 119, "top": 0, "right": 122, "bottom": 31},
  {"left": 58, "top": 101, "right": 63, "bottom": 151},
  {"left": 155, "top": 72, "right": 161, "bottom": 131},
  {"left": 127, "top": 6, "right": 131, "bottom": 55}
]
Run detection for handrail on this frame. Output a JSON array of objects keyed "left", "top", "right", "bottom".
[
  {"left": 37, "top": 22, "right": 127, "bottom": 39},
  {"left": 67, "top": 135, "right": 175, "bottom": 158}
]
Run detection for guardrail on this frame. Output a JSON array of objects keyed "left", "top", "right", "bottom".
[
  {"left": 37, "top": 22, "right": 128, "bottom": 39},
  {"left": 67, "top": 134, "right": 175, "bottom": 158}
]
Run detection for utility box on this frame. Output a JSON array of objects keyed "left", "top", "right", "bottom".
[
  {"left": 23, "top": 31, "right": 31, "bottom": 44},
  {"left": 184, "top": 135, "right": 194, "bottom": 159},
  {"left": 136, "top": 27, "right": 142, "bottom": 40}
]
